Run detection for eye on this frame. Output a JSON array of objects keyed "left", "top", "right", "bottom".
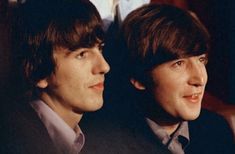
[
  {"left": 198, "top": 55, "right": 208, "bottom": 65},
  {"left": 76, "top": 50, "right": 88, "bottom": 59},
  {"left": 172, "top": 60, "right": 185, "bottom": 68},
  {"left": 98, "top": 43, "right": 105, "bottom": 53}
]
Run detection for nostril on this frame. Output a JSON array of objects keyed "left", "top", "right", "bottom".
[
  {"left": 188, "top": 76, "right": 205, "bottom": 87},
  {"left": 193, "top": 83, "right": 202, "bottom": 87}
]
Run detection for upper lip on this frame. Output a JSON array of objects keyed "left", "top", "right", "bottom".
[
  {"left": 183, "top": 92, "right": 202, "bottom": 97},
  {"left": 89, "top": 81, "right": 104, "bottom": 88}
]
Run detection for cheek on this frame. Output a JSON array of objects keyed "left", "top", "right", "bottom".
[
  {"left": 150, "top": 73, "right": 185, "bottom": 106},
  {"left": 152, "top": 83, "right": 175, "bottom": 105},
  {"left": 58, "top": 59, "right": 88, "bottom": 77},
  {"left": 152, "top": 74, "right": 182, "bottom": 95},
  {"left": 48, "top": 64, "right": 86, "bottom": 89}
]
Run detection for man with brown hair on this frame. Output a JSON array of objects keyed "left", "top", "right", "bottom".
[
  {"left": 1, "top": 0, "right": 110, "bottom": 153},
  {"left": 122, "top": 4, "right": 235, "bottom": 154}
]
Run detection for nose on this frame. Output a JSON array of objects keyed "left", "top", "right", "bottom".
[
  {"left": 188, "top": 62, "right": 207, "bottom": 87},
  {"left": 93, "top": 52, "right": 110, "bottom": 75}
]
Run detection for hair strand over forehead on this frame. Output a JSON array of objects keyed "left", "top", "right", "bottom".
[
  {"left": 121, "top": 4, "right": 210, "bottom": 80},
  {"left": 11, "top": 0, "right": 104, "bottom": 99}
]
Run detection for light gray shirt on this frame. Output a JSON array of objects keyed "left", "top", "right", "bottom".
[
  {"left": 30, "top": 100, "right": 85, "bottom": 154},
  {"left": 146, "top": 118, "right": 190, "bottom": 154}
]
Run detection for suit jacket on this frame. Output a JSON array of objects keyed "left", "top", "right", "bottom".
[
  {"left": 80, "top": 109, "right": 235, "bottom": 154},
  {"left": 0, "top": 99, "right": 170, "bottom": 154},
  {"left": 0, "top": 100, "right": 61, "bottom": 154},
  {"left": 80, "top": 110, "right": 171, "bottom": 154},
  {"left": 185, "top": 109, "right": 235, "bottom": 154},
  {"left": 2, "top": 99, "right": 233, "bottom": 154}
]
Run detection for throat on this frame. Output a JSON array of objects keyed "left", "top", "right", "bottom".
[
  {"left": 40, "top": 92, "right": 83, "bottom": 131},
  {"left": 148, "top": 116, "right": 180, "bottom": 135},
  {"left": 145, "top": 110, "right": 181, "bottom": 135}
]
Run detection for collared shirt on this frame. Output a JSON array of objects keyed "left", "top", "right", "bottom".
[
  {"left": 146, "top": 118, "right": 190, "bottom": 154},
  {"left": 30, "top": 100, "right": 85, "bottom": 154}
]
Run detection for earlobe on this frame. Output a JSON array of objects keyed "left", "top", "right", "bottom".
[
  {"left": 130, "top": 78, "right": 146, "bottom": 90},
  {"left": 36, "top": 79, "right": 48, "bottom": 89}
]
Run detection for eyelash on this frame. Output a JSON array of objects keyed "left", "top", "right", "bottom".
[
  {"left": 75, "top": 43, "right": 104, "bottom": 59},
  {"left": 173, "top": 60, "right": 185, "bottom": 67},
  {"left": 199, "top": 56, "right": 208, "bottom": 65},
  {"left": 98, "top": 43, "right": 104, "bottom": 53},
  {"left": 172, "top": 55, "right": 208, "bottom": 68},
  {"left": 76, "top": 50, "right": 88, "bottom": 59}
]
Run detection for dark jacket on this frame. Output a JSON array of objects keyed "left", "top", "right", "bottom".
[
  {"left": 80, "top": 113, "right": 171, "bottom": 154},
  {"left": 1, "top": 100, "right": 233, "bottom": 154},
  {"left": 80, "top": 109, "right": 235, "bottom": 154},
  {"left": 185, "top": 109, "right": 235, "bottom": 154},
  {"left": 0, "top": 101, "right": 170, "bottom": 154},
  {"left": 0, "top": 101, "right": 61, "bottom": 154}
]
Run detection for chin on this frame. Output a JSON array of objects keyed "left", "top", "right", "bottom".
[
  {"left": 87, "top": 100, "right": 104, "bottom": 112},
  {"left": 184, "top": 111, "right": 201, "bottom": 121},
  {"left": 92, "top": 103, "right": 103, "bottom": 111}
]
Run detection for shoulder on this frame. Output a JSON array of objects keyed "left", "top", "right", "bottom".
[
  {"left": 187, "top": 109, "right": 235, "bottom": 154},
  {"left": 189, "top": 109, "right": 233, "bottom": 139},
  {"left": 189, "top": 109, "right": 231, "bottom": 132},
  {"left": 80, "top": 115, "right": 170, "bottom": 154},
  {"left": 0, "top": 100, "right": 58, "bottom": 154}
]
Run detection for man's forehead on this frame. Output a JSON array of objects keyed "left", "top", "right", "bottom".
[
  {"left": 175, "top": 53, "right": 207, "bottom": 59},
  {"left": 53, "top": 40, "right": 104, "bottom": 51}
]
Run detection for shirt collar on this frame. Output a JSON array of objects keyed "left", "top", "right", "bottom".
[
  {"left": 30, "top": 99, "right": 85, "bottom": 154},
  {"left": 146, "top": 118, "right": 190, "bottom": 148},
  {"left": 171, "top": 121, "right": 189, "bottom": 149}
]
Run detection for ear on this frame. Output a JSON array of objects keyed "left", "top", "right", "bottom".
[
  {"left": 130, "top": 78, "right": 146, "bottom": 90},
  {"left": 36, "top": 78, "right": 48, "bottom": 89}
]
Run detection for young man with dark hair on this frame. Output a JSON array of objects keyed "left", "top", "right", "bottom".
[
  {"left": 122, "top": 4, "right": 235, "bottom": 154},
  {"left": 1, "top": 0, "right": 110, "bottom": 153}
]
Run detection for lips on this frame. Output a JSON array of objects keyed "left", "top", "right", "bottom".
[
  {"left": 89, "top": 82, "right": 104, "bottom": 91},
  {"left": 183, "top": 92, "right": 202, "bottom": 103}
]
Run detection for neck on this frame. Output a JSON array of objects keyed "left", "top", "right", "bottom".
[
  {"left": 144, "top": 104, "right": 181, "bottom": 135},
  {"left": 40, "top": 92, "right": 83, "bottom": 130},
  {"left": 148, "top": 116, "right": 180, "bottom": 135}
]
